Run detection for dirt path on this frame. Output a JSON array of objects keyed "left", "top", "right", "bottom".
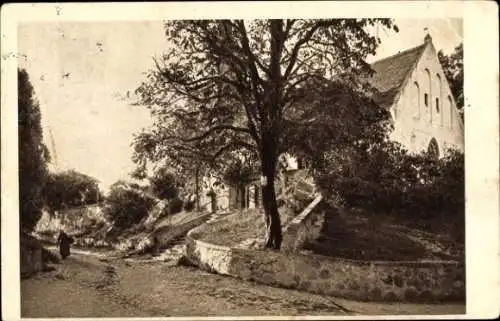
[{"left": 21, "top": 250, "right": 465, "bottom": 317}]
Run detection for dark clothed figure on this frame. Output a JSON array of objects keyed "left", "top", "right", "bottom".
[{"left": 57, "top": 231, "right": 72, "bottom": 259}]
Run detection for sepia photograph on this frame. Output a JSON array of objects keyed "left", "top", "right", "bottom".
[{"left": 1, "top": 1, "right": 499, "bottom": 320}]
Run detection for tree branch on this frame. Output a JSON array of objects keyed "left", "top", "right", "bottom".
[
  {"left": 234, "top": 20, "right": 271, "bottom": 78},
  {"left": 283, "top": 20, "right": 334, "bottom": 81},
  {"left": 168, "top": 125, "right": 251, "bottom": 143}
]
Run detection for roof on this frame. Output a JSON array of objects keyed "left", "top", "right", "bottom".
[{"left": 367, "top": 44, "right": 427, "bottom": 109}]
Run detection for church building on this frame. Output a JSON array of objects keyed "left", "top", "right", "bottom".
[{"left": 367, "top": 33, "right": 464, "bottom": 158}]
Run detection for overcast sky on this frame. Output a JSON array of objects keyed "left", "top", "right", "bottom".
[{"left": 18, "top": 18, "right": 463, "bottom": 191}]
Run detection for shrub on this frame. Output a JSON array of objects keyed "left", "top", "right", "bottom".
[
  {"left": 168, "top": 198, "right": 184, "bottom": 215},
  {"left": 315, "top": 141, "right": 464, "bottom": 220},
  {"left": 104, "top": 182, "right": 156, "bottom": 230}
]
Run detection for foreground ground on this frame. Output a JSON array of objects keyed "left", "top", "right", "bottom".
[{"left": 21, "top": 250, "right": 465, "bottom": 317}]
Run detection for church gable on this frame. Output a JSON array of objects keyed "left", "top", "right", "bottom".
[{"left": 386, "top": 34, "right": 464, "bottom": 154}]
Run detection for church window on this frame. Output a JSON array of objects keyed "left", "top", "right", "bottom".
[
  {"left": 428, "top": 138, "right": 440, "bottom": 160},
  {"left": 414, "top": 82, "right": 420, "bottom": 118},
  {"left": 424, "top": 93, "right": 429, "bottom": 106},
  {"left": 425, "top": 68, "right": 432, "bottom": 122},
  {"left": 437, "top": 74, "right": 443, "bottom": 125}
]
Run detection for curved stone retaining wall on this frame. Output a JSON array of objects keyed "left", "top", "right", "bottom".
[{"left": 186, "top": 225, "right": 465, "bottom": 303}]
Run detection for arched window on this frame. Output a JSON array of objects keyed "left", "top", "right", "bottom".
[
  {"left": 413, "top": 82, "right": 420, "bottom": 118},
  {"left": 448, "top": 95, "right": 454, "bottom": 129},
  {"left": 436, "top": 74, "right": 443, "bottom": 125},
  {"left": 425, "top": 68, "right": 432, "bottom": 122},
  {"left": 428, "top": 138, "right": 440, "bottom": 160}
]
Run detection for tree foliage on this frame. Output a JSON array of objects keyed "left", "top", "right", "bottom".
[
  {"left": 132, "top": 19, "right": 397, "bottom": 249},
  {"left": 283, "top": 79, "right": 393, "bottom": 171},
  {"left": 148, "top": 166, "right": 181, "bottom": 200},
  {"left": 438, "top": 43, "right": 463, "bottom": 112},
  {"left": 18, "top": 69, "right": 50, "bottom": 231},
  {"left": 104, "top": 180, "right": 156, "bottom": 230},
  {"left": 222, "top": 157, "right": 258, "bottom": 188},
  {"left": 44, "top": 170, "right": 102, "bottom": 213}
]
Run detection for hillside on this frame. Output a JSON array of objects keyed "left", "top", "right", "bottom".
[{"left": 33, "top": 202, "right": 212, "bottom": 258}]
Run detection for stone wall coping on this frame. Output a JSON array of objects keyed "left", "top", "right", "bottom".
[
  {"left": 192, "top": 237, "right": 232, "bottom": 252},
  {"left": 285, "top": 194, "right": 323, "bottom": 230}
]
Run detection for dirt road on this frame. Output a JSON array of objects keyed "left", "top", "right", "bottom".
[{"left": 21, "top": 251, "right": 465, "bottom": 318}]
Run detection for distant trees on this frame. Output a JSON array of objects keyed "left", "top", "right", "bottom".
[
  {"left": 18, "top": 69, "right": 50, "bottom": 231},
  {"left": 43, "top": 170, "right": 103, "bottom": 213},
  {"left": 132, "top": 19, "right": 398, "bottom": 250},
  {"left": 438, "top": 43, "right": 463, "bottom": 117},
  {"left": 103, "top": 180, "right": 156, "bottom": 230}
]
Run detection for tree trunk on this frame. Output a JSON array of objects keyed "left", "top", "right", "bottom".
[
  {"left": 261, "top": 174, "right": 282, "bottom": 249},
  {"left": 239, "top": 185, "right": 246, "bottom": 209},
  {"left": 261, "top": 146, "right": 282, "bottom": 250},
  {"left": 195, "top": 166, "right": 200, "bottom": 211}
]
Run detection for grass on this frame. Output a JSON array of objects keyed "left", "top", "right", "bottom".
[
  {"left": 303, "top": 207, "right": 465, "bottom": 262},
  {"left": 195, "top": 207, "right": 296, "bottom": 247}
]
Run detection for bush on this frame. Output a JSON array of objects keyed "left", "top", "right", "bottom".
[
  {"left": 315, "top": 142, "right": 464, "bottom": 220},
  {"left": 104, "top": 182, "right": 156, "bottom": 230},
  {"left": 168, "top": 198, "right": 184, "bottom": 215}
]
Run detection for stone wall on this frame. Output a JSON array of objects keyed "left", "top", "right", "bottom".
[
  {"left": 186, "top": 225, "right": 232, "bottom": 275},
  {"left": 186, "top": 224, "right": 465, "bottom": 303},
  {"left": 20, "top": 232, "right": 44, "bottom": 279},
  {"left": 282, "top": 195, "right": 324, "bottom": 252}
]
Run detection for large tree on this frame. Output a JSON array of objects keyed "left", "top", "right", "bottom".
[
  {"left": 18, "top": 69, "right": 51, "bottom": 231},
  {"left": 133, "top": 19, "right": 397, "bottom": 249},
  {"left": 438, "top": 43, "right": 463, "bottom": 114}
]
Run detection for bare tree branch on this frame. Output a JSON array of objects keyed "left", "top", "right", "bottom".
[{"left": 283, "top": 20, "right": 335, "bottom": 81}]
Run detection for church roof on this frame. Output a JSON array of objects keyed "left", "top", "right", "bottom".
[{"left": 368, "top": 43, "right": 427, "bottom": 109}]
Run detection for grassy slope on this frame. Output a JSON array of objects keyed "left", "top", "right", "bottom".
[
  {"left": 303, "top": 207, "right": 464, "bottom": 261},
  {"left": 193, "top": 202, "right": 464, "bottom": 262},
  {"left": 195, "top": 207, "right": 296, "bottom": 247}
]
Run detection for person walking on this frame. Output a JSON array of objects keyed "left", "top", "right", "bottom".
[{"left": 57, "top": 230, "right": 72, "bottom": 259}]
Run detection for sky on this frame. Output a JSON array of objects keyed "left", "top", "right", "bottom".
[{"left": 18, "top": 18, "right": 463, "bottom": 192}]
